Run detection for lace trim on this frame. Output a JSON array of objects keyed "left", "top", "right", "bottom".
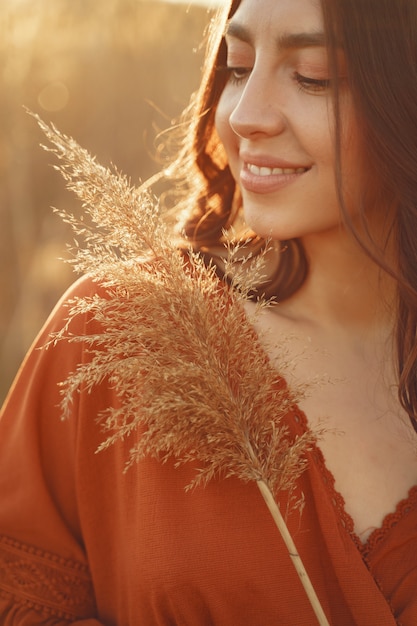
[
  {"left": 0, "top": 535, "right": 97, "bottom": 620},
  {"left": 290, "top": 407, "right": 417, "bottom": 559},
  {"left": 362, "top": 484, "right": 417, "bottom": 559}
]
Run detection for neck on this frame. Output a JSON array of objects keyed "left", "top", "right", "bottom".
[{"left": 281, "top": 227, "right": 397, "bottom": 337}]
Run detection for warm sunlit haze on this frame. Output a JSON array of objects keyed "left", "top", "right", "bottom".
[{"left": 0, "top": 0, "right": 218, "bottom": 403}]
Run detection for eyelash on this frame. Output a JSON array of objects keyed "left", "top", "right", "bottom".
[
  {"left": 219, "top": 66, "right": 250, "bottom": 85},
  {"left": 219, "top": 66, "right": 331, "bottom": 93},
  {"left": 294, "top": 72, "right": 331, "bottom": 93}
]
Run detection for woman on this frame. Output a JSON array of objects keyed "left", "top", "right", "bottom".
[{"left": 1, "top": 0, "right": 416, "bottom": 624}]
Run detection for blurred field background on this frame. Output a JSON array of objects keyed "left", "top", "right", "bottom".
[{"left": 0, "top": 0, "right": 218, "bottom": 403}]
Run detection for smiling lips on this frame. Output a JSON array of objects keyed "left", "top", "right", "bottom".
[
  {"left": 246, "top": 163, "right": 308, "bottom": 176},
  {"left": 241, "top": 161, "right": 310, "bottom": 193}
]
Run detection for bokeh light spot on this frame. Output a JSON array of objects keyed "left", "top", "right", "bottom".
[{"left": 38, "top": 81, "right": 69, "bottom": 112}]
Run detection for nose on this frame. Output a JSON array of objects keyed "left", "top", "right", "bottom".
[{"left": 229, "top": 67, "right": 287, "bottom": 138}]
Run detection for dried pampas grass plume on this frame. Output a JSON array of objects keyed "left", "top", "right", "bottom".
[{"left": 31, "top": 112, "right": 330, "bottom": 625}]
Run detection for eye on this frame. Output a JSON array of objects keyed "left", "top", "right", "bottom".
[
  {"left": 294, "top": 72, "right": 331, "bottom": 93},
  {"left": 218, "top": 65, "right": 251, "bottom": 86},
  {"left": 228, "top": 66, "right": 251, "bottom": 85}
]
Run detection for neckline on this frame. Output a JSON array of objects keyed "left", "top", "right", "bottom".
[
  {"left": 291, "top": 403, "right": 417, "bottom": 560},
  {"left": 241, "top": 297, "right": 417, "bottom": 560}
]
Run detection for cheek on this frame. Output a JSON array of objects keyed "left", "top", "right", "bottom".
[
  {"left": 336, "top": 98, "right": 362, "bottom": 173},
  {"left": 214, "top": 88, "right": 239, "bottom": 155},
  {"left": 214, "top": 93, "right": 244, "bottom": 187},
  {"left": 339, "top": 119, "right": 365, "bottom": 203},
  {"left": 214, "top": 97, "right": 229, "bottom": 148}
]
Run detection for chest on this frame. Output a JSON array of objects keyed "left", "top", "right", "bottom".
[
  {"left": 77, "top": 363, "right": 417, "bottom": 625},
  {"left": 81, "top": 454, "right": 411, "bottom": 626},
  {"left": 299, "top": 380, "right": 417, "bottom": 542},
  {"left": 248, "top": 305, "right": 417, "bottom": 543}
]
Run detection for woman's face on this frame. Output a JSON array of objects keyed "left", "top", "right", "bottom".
[{"left": 215, "top": 0, "right": 361, "bottom": 242}]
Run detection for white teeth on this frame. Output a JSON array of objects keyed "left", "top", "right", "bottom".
[
  {"left": 259, "top": 166, "right": 272, "bottom": 176},
  {"left": 247, "top": 163, "right": 307, "bottom": 176}
]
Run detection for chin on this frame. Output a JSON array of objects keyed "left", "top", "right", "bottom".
[
  {"left": 244, "top": 215, "right": 299, "bottom": 242},
  {"left": 242, "top": 202, "right": 302, "bottom": 241}
]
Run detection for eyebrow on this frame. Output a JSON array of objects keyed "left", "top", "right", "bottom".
[{"left": 225, "top": 21, "right": 327, "bottom": 50}]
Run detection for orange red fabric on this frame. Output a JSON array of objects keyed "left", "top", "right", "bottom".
[{"left": 0, "top": 276, "right": 416, "bottom": 625}]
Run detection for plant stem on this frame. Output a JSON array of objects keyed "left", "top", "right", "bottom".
[{"left": 256, "top": 479, "right": 330, "bottom": 626}]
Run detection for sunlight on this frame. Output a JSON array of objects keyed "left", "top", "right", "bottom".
[
  {"left": 0, "top": 0, "right": 214, "bottom": 402},
  {"left": 163, "top": 0, "right": 223, "bottom": 6}
]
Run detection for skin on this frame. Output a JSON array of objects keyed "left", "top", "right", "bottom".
[
  {"left": 215, "top": 0, "right": 358, "bottom": 241},
  {"left": 215, "top": 0, "right": 417, "bottom": 542}
]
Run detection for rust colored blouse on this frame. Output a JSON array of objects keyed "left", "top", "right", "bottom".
[{"left": 0, "top": 276, "right": 416, "bottom": 625}]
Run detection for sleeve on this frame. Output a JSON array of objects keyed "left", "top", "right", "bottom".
[{"left": 0, "top": 276, "right": 105, "bottom": 625}]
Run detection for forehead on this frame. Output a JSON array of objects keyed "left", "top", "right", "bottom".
[{"left": 228, "top": 0, "right": 325, "bottom": 42}]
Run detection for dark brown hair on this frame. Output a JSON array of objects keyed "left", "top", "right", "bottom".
[
  {"left": 320, "top": 0, "right": 417, "bottom": 431},
  {"left": 166, "top": 0, "right": 417, "bottom": 431}
]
